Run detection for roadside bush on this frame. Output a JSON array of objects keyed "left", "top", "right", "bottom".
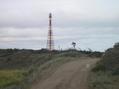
[
  {"left": 89, "top": 42, "right": 119, "bottom": 89},
  {"left": 92, "top": 42, "right": 119, "bottom": 73}
]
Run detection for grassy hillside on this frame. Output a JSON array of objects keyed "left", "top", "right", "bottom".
[
  {"left": 89, "top": 43, "right": 119, "bottom": 89},
  {"left": 0, "top": 49, "right": 51, "bottom": 89},
  {"left": 0, "top": 49, "right": 102, "bottom": 89}
]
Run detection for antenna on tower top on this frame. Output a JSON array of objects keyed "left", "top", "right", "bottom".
[{"left": 47, "top": 13, "right": 54, "bottom": 51}]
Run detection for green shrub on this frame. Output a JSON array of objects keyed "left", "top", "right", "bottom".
[
  {"left": 92, "top": 42, "right": 119, "bottom": 73},
  {"left": 89, "top": 42, "right": 119, "bottom": 89}
]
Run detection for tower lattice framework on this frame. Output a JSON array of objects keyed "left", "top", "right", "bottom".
[{"left": 47, "top": 13, "right": 54, "bottom": 51}]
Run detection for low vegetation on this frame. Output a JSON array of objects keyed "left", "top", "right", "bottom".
[
  {"left": 89, "top": 42, "right": 119, "bottom": 89},
  {"left": 0, "top": 49, "right": 51, "bottom": 89},
  {"left": 0, "top": 48, "right": 102, "bottom": 89},
  {"left": 0, "top": 70, "right": 26, "bottom": 88}
]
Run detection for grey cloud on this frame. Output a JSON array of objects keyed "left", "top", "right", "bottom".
[
  {"left": 0, "top": 0, "right": 119, "bottom": 51},
  {"left": 0, "top": 0, "right": 119, "bottom": 28}
]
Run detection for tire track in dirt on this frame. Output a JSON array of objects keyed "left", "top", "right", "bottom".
[{"left": 32, "top": 58, "right": 99, "bottom": 89}]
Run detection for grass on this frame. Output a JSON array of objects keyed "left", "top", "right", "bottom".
[
  {"left": 0, "top": 70, "right": 27, "bottom": 88},
  {"left": 0, "top": 49, "right": 102, "bottom": 89},
  {"left": 89, "top": 71, "right": 119, "bottom": 89},
  {"left": 0, "top": 54, "right": 79, "bottom": 89},
  {"left": 0, "top": 52, "right": 52, "bottom": 89},
  {"left": 88, "top": 42, "right": 119, "bottom": 89}
]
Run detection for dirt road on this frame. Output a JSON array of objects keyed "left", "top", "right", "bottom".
[{"left": 32, "top": 58, "right": 99, "bottom": 89}]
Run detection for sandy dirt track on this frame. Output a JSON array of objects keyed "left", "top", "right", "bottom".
[{"left": 32, "top": 58, "right": 99, "bottom": 89}]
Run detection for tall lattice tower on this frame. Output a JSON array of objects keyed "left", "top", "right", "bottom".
[{"left": 47, "top": 13, "right": 54, "bottom": 51}]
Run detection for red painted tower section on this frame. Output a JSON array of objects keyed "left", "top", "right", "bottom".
[{"left": 47, "top": 13, "right": 54, "bottom": 51}]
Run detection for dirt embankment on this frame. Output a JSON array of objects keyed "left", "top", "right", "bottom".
[{"left": 31, "top": 58, "right": 99, "bottom": 89}]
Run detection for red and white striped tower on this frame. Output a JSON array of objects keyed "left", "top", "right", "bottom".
[{"left": 47, "top": 13, "right": 54, "bottom": 51}]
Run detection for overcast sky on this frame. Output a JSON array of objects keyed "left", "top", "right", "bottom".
[{"left": 0, "top": 0, "right": 119, "bottom": 51}]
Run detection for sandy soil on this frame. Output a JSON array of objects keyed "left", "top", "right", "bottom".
[{"left": 31, "top": 58, "right": 99, "bottom": 89}]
